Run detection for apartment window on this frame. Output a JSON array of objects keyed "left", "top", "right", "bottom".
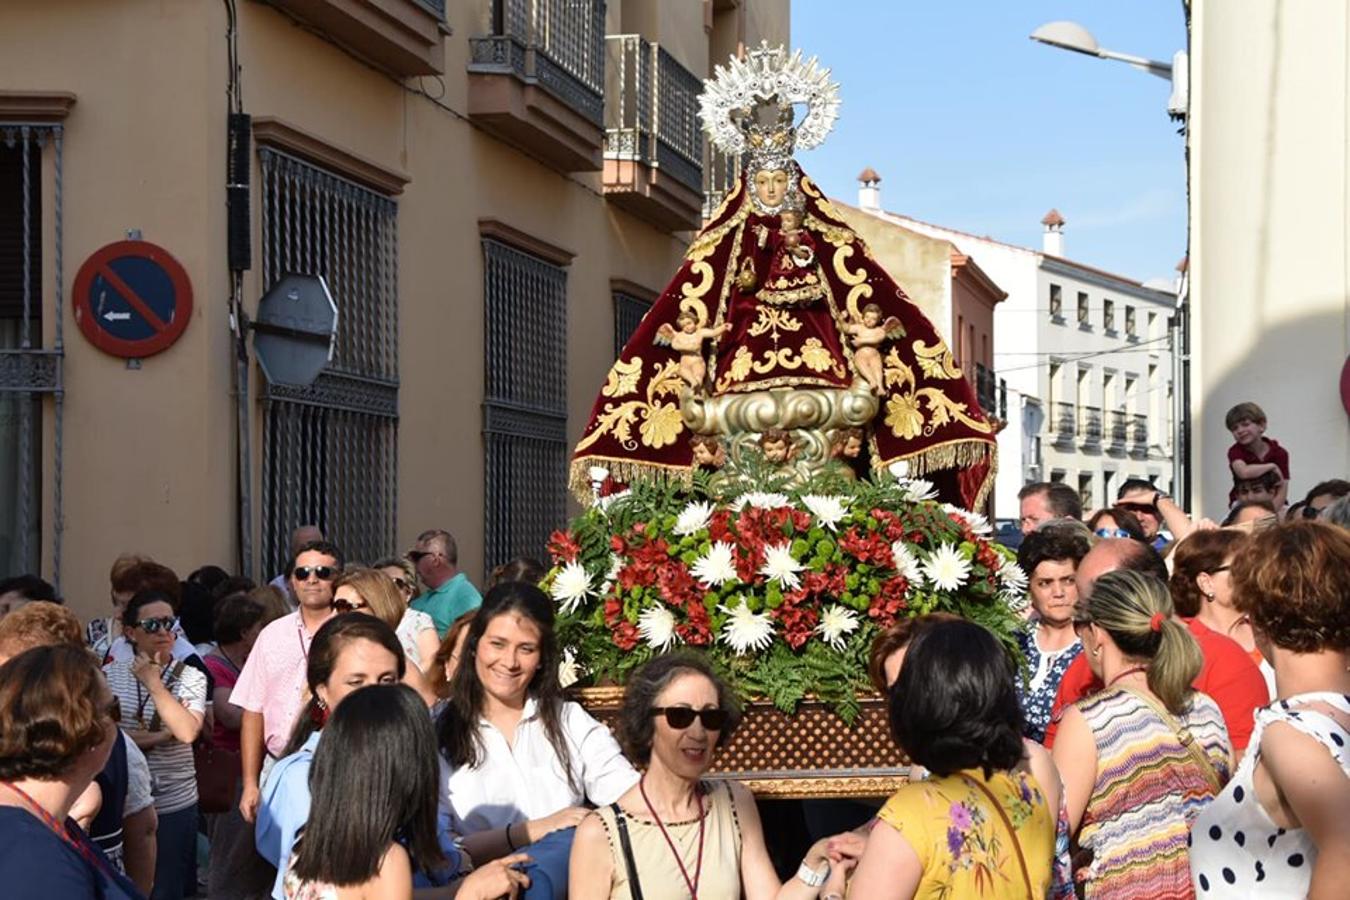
[
  {"left": 0, "top": 128, "right": 60, "bottom": 578},
  {"left": 1078, "top": 472, "right": 1094, "bottom": 509},
  {"left": 258, "top": 148, "right": 399, "bottom": 577},
  {"left": 612, "top": 290, "right": 651, "bottom": 358},
  {"left": 1077, "top": 291, "right": 1089, "bottom": 326},
  {"left": 1125, "top": 305, "right": 1137, "bottom": 338},
  {"left": 483, "top": 238, "right": 569, "bottom": 572},
  {"left": 1049, "top": 283, "right": 1062, "bottom": 319},
  {"left": 1147, "top": 310, "right": 1157, "bottom": 339},
  {"left": 1103, "top": 298, "right": 1115, "bottom": 332}
]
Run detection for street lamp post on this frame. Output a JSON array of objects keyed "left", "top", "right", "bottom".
[{"left": 1029, "top": 19, "right": 1191, "bottom": 507}]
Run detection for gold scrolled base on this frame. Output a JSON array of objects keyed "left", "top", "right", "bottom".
[
  {"left": 577, "top": 686, "right": 910, "bottom": 800},
  {"left": 681, "top": 381, "right": 880, "bottom": 485}
]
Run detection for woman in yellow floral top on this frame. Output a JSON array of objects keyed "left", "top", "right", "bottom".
[{"left": 849, "top": 620, "right": 1056, "bottom": 899}]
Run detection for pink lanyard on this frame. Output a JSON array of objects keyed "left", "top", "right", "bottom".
[{"left": 639, "top": 778, "right": 705, "bottom": 900}]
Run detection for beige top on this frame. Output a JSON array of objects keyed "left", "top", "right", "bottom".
[{"left": 596, "top": 779, "right": 743, "bottom": 900}]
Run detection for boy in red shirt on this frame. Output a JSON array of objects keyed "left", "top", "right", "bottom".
[{"left": 1225, "top": 401, "right": 1290, "bottom": 509}]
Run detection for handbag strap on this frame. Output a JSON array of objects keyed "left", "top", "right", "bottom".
[
  {"left": 1120, "top": 687, "right": 1223, "bottom": 794},
  {"left": 962, "top": 774, "right": 1034, "bottom": 900},
  {"left": 610, "top": 803, "right": 646, "bottom": 900}
]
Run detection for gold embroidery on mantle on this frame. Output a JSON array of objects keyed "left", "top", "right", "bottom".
[
  {"left": 574, "top": 360, "right": 687, "bottom": 454},
  {"left": 831, "top": 244, "right": 874, "bottom": 321},
  {"left": 715, "top": 339, "right": 846, "bottom": 392},
  {"left": 880, "top": 347, "right": 992, "bottom": 439},
  {"left": 912, "top": 339, "right": 962, "bottom": 380},
  {"left": 747, "top": 307, "right": 803, "bottom": 344},
  {"left": 601, "top": 357, "right": 643, "bottom": 398}
]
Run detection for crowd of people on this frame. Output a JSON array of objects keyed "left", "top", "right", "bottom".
[{"left": 0, "top": 415, "right": 1347, "bottom": 898}]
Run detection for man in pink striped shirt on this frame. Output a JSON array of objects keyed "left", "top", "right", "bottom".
[{"left": 231, "top": 540, "right": 341, "bottom": 823}]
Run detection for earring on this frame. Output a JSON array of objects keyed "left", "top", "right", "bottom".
[{"left": 1205, "top": 592, "right": 1215, "bottom": 600}]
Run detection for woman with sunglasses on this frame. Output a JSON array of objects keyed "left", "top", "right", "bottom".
[
  {"left": 1086, "top": 507, "right": 1147, "bottom": 543},
  {"left": 438, "top": 582, "right": 639, "bottom": 897},
  {"left": 333, "top": 567, "right": 439, "bottom": 675},
  {"left": 1169, "top": 530, "right": 1272, "bottom": 686},
  {"left": 0, "top": 645, "right": 142, "bottom": 899},
  {"left": 571, "top": 652, "right": 855, "bottom": 900},
  {"left": 103, "top": 590, "right": 208, "bottom": 899}
]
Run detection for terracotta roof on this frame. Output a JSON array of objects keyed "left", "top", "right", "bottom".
[
  {"left": 857, "top": 166, "right": 882, "bottom": 184},
  {"left": 1176, "top": 255, "right": 1189, "bottom": 273},
  {"left": 1041, "top": 208, "right": 1065, "bottom": 227}
]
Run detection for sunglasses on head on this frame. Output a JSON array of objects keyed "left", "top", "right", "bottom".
[
  {"left": 650, "top": 706, "right": 728, "bottom": 731},
  {"left": 1117, "top": 502, "right": 1157, "bottom": 515},
  {"left": 134, "top": 616, "right": 177, "bottom": 634},
  {"left": 293, "top": 565, "right": 337, "bottom": 582},
  {"left": 407, "top": 550, "right": 439, "bottom": 564},
  {"left": 331, "top": 598, "right": 368, "bottom": 614},
  {"left": 1095, "top": 527, "right": 1132, "bottom": 539},
  {"left": 391, "top": 577, "right": 410, "bottom": 591}
]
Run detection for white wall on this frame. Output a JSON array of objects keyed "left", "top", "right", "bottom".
[{"left": 1189, "top": 0, "right": 1350, "bottom": 514}]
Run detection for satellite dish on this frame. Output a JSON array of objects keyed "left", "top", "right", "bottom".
[{"left": 252, "top": 274, "right": 338, "bottom": 387}]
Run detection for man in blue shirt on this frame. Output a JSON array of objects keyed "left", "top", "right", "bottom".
[{"left": 408, "top": 529, "right": 482, "bottom": 637}]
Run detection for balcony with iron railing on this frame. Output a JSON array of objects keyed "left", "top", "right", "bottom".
[
  {"left": 1107, "top": 409, "right": 1127, "bottom": 454},
  {"left": 602, "top": 35, "right": 704, "bottom": 232},
  {"left": 1078, "top": 405, "right": 1103, "bottom": 447},
  {"left": 702, "top": 144, "right": 741, "bottom": 221},
  {"left": 468, "top": 0, "right": 607, "bottom": 172},
  {"left": 973, "top": 363, "right": 1006, "bottom": 423},
  {"left": 268, "top": 0, "right": 446, "bottom": 76},
  {"left": 1051, "top": 401, "right": 1076, "bottom": 447},
  {"left": 1130, "top": 413, "right": 1149, "bottom": 457}
]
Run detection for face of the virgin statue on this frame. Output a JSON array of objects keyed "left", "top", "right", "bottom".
[{"left": 753, "top": 168, "right": 790, "bottom": 208}]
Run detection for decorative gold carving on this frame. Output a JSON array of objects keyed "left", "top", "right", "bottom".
[
  {"left": 912, "top": 339, "right": 962, "bottom": 380},
  {"left": 601, "top": 357, "right": 643, "bottom": 398},
  {"left": 805, "top": 214, "right": 856, "bottom": 249},
  {"left": 831, "top": 244, "right": 874, "bottom": 321},
  {"left": 574, "top": 360, "right": 688, "bottom": 453},
  {"left": 713, "top": 342, "right": 846, "bottom": 393},
  {"left": 685, "top": 202, "right": 750, "bottom": 262}
]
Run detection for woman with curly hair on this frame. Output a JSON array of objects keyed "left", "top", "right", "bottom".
[
  {"left": 0, "top": 645, "right": 140, "bottom": 898},
  {"left": 1189, "top": 520, "right": 1350, "bottom": 898}
]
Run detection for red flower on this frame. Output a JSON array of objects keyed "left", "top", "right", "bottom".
[
  {"left": 657, "top": 562, "right": 699, "bottom": 606},
  {"left": 708, "top": 509, "right": 734, "bottom": 544},
  {"left": 676, "top": 601, "right": 713, "bottom": 646},
  {"left": 774, "top": 603, "right": 819, "bottom": 650},
  {"left": 867, "top": 576, "right": 910, "bottom": 627},
  {"left": 547, "top": 530, "right": 581, "bottom": 563},
  {"left": 612, "top": 621, "right": 639, "bottom": 651},
  {"left": 839, "top": 527, "right": 894, "bottom": 567},
  {"left": 610, "top": 534, "right": 628, "bottom": 554}
]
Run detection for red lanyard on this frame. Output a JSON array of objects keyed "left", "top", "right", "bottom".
[
  {"left": 639, "top": 778, "right": 705, "bottom": 900},
  {"left": 0, "top": 781, "right": 117, "bottom": 881}
]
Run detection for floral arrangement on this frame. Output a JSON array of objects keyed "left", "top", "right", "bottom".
[{"left": 543, "top": 471, "right": 1028, "bottom": 722}]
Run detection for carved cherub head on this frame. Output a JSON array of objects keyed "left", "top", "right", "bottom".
[
  {"left": 759, "top": 428, "right": 793, "bottom": 463},
  {"left": 832, "top": 427, "right": 864, "bottom": 459},
  {"left": 676, "top": 311, "right": 699, "bottom": 333},
  {"left": 862, "top": 303, "right": 882, "bottom": 327},
  {"left": 689, "top": 434, "right": 725, "bottom": 468}
]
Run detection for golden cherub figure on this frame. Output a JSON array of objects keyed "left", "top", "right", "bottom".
[
  {"left": 845, "top": 303, "right": 905, "bottom": 395},
  {"left": 656, "top": 311, "right": 732, "bottom": 393}
]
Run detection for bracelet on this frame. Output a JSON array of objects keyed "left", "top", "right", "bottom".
[
  {"left": 796, "top": 860, "right": 829, "bottom": 887},
  {"left": 505, "top": 823, "right": 517, "bottom": 851}
]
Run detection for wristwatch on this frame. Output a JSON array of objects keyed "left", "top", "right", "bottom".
[
  {"left": 1152, "top": 491, "right": 1171, "bottom": 507},
  {"left": 796, "top": 860, "right": 829, "bottom": 887}
]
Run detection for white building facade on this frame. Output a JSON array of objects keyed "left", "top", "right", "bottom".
[{"left": 855, "top": 183, "right": 1177, "bottom": 518}]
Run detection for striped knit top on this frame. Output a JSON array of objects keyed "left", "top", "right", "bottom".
[{"left": 1075, "top": 686, "right": 1231, "bottom": 900}]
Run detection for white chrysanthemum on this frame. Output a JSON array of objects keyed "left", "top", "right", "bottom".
[
  {"left": 816, "top": 604, "right": 860, "bottom": 650},
  {"left": 637, "top": 606, "right": 679, "bottom": 652},
  {"left": 719, "top": 600, "right": 775, "bottom": 654},
  {"left": 673, "top": 500, "right": 715, "bottom": 536},
  {"left": 800, "top": 494, "right": 849, "bottom": 531},
  {"left": 691, "top": 541, "right": 739, "bottom": 588},
  {"left": 596, "top": 487, "right": 632, "bottom": 512},
  {"left": 942, "top": 502, "right": 992, "bottom": 536},
  {"left": 889, "top": 541, "right": 924, "bottom": 584},
  {"left": 558, "top": 647, "right": 584, "bottom": 689},
  {"left": 895, "top": 477, "right": 938, "bottom": 502},
  {"left": 550, "top": 560, "right": 593, "bottom": 614},
  {"left": 996, "top": 556, "right": 1029, "bottom": 595},
  {"left": 922, "top": 543, "right": 971, "bottom": 592},
  {"left": 733, "top": 491, "right": 791, "bottom": 511},
  {"left": 1000, "top": 588, "right": 1032, "bottom": 616},
  {"left": 759, "top": 542, "right": 805, "bottom": 591},
  {"left": 598, "top": 552, "right": 624, "bottom": 596}
]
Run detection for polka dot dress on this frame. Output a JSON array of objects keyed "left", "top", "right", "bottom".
[{"left": 1190, "top": 692, "right": 1349, "bottom": 897}]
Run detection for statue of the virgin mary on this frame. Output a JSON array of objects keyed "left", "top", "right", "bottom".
[{"left": 571, "top": 44, "right": 997, "bottom": 509}]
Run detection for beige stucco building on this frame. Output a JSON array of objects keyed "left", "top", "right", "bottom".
[
  {"left": 1188, "top": 0, "right": 1350, "bottom": 514},
  {"left": 0, "top": 0, "right": 789, "bottom": 622}
]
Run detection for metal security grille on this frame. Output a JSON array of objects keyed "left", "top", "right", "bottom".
[
  {"left": 470, "top": 0, "right": 607, "bottom": 126},
  {"left": 0, "top": 125, "right": 63, "bottom": 583},
  {"left": 483, "top": 238, "right": 567, "bottom": 572},
  {"left": 257, "top": 148, "right": 398, "bottom": 576},
  {"left": 612, "top": 290, "right": 650, "bottom": 357}
]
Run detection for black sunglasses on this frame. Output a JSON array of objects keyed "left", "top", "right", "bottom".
[
  {"left": 407, "top": 550, "right": 439, "bottom": 563},
  {"left": 133, "top": 616, "right": 177, "bottom": 634},
  {"left": 331, "top": 598, "right": 368, "bottom": 614},
  {"left": 391, "top": 577, "right": 411, "bottom": 591},
  {"left": 293, "top": 565, "right": 337, "bottom": 582},
  {"left": 650, "top": 706, "right": 728, "bottom": 731}
]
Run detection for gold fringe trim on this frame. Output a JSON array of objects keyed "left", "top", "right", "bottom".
[
  {"left": 569, "top": 457, "right": 693, "bottom": 505},
  {"left": 873, "top": 438, "right": 998, "bottom": 510}
]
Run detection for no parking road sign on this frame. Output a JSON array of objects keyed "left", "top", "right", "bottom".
[{"left": 74, "top": 240, "right": 193, "bottom": 358}]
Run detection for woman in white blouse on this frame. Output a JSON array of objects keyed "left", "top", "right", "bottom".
[{"left": 437, "top": 581, "right": 638, "bottom": 889}]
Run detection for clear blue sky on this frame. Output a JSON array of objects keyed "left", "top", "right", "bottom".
[{"left": 790, "top": 1, "right": 1188, "bottom": 285}]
